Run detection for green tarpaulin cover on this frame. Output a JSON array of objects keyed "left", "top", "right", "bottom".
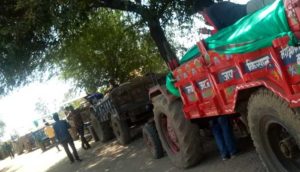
[{"left": 166, "top": 0, "right": 298, "bottom": 96}]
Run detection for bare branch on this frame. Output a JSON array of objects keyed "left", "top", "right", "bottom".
[{"left": 92, "top": 0, "right": 146, "bottom": 15}]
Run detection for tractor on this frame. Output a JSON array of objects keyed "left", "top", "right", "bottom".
[{"left": 143, "top": 0, "right": 300, "bottom": 171}]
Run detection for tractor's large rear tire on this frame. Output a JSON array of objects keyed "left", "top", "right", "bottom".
[
  {"left": 153, "top": 95, "right": 203, "bottom": 168},
  {"left": 248, "top": 89, "right": 300, "bottom": 172},
  {"left": 90, "top": 113, "right": 114, "bottom": 142},
  {"left": 111, "top": 115, "right": 131, "bottom": 145}
]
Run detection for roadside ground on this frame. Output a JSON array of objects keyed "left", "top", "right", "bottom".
[{"left": 0, "top": 135, "right": 265, "bottom": 172}]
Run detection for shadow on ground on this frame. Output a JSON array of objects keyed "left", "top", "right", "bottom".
[{"left": 46, "top": 133, "right": 265, "bottom": 172}]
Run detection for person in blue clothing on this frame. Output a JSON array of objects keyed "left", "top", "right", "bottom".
[
  {"left": 203, "top": 1, "right": 247, "bottom": 30},
  {"left": 210, "top": 116, "right": 238, "bottom": 160},
  {"left": 52, "top": 113, "right": 82, "bottom": 163},
  {"left": 202, "top": 0, "right": 275, "bottom": 31}
]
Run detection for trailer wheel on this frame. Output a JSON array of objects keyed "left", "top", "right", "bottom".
[
  {"left": 40, "top": 142, "right": 46, "bottom": 152},
  {"left": 248, "top": 89, "right": 300, "bottom": 172},
  {"left": 143, "top": 122, "right": 164, "bottom": 159},
  {"left": 90, "top": 113, "right": 114, "bottom": 142},
  {"left": 111, "top": 115, "right": 131, "bottom": 145},
  {"left": 153, "top": 95, "right": 203, "bottom": 168},
  {"left": 24, "top": 138, "right": 32, "bottom": 153}
]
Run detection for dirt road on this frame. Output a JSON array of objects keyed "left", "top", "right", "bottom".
[{"left": 0, "top": 136, "right": 265, "bottom": 172}]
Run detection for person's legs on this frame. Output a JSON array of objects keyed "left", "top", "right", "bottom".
[
  {"left": 78, "top": 129, "right": 86, "bottom": 149},
  {"left": 68, "top": 140, "right": 81, "bottom": 161},
  {"left": 210, "top": 118, "right": 229, "bottom": 159},
  {"left": 81, "top": 136, "right": 90, "bottom": 149},
  {"left": 81, "top": 134, "right": 91, "bottom": 149},
  {"left": 78, "top": 127, "right": 90, "bottom": 149},
  {"left": 61, "top": 142, "right": 74, "bottom": 162},
  {"left": 218, "top": 116, "right": 237, "bottom": 156},
  {"left": 9, "top": 151, "right": 14, "bottom": 159},
  {"left": 50, "top": 137, "right": 60, "bottom": 151}
]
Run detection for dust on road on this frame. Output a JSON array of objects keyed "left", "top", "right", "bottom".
[{"left": 0, "top": 137, "right": 265, "bottom": 172}]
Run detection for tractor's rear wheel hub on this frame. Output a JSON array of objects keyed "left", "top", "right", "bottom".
[{"left": 279, "top": 137, "right": 298, "bottom": 159}]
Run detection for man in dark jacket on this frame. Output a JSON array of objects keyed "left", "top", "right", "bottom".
[{"left": 52, "top": 113, "right": 81, "bottom": 163}]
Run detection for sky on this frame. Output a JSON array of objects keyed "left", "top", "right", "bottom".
[
  {"left": 0, "top": 77, "right": 78, "bottom": 139},
  {"left": 0, "top": 0, "right": 249, "bottom": 140}
]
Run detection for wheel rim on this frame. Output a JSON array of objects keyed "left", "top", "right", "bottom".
[
  {"left": 160, "top": 114, "right": 180, "bottom": 154},
  {"left": 262, "top": 117, "right": 300, "bottom": 171}
]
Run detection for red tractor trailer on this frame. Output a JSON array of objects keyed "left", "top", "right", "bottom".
[{"left": 143, "top": 0, "right": 300, "bottom": 171}]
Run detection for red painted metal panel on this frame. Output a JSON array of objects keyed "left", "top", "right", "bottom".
[
  {"left": 173, "top": 36, "right": 300, "bottom": 119},
  {"left": 171, "top": 2, "right": 300, "bottom": 120}
]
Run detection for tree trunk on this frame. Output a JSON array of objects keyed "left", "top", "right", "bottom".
[{"left": 147, "top": 18, "right": 179, "bottom": 70}]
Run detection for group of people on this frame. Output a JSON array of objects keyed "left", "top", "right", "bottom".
[
  {"left": 42, "top": 79, "right": 120, "bottom": 163},
  {"left": 43, "top": 106, "right": 91, "bottom": 164}
]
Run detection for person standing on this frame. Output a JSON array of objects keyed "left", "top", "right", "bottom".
[
  {"left": 52, "top": 113, "right": 82, "bottom": 163},
  {"left": 44, "top": 122, "right": 60, "bottom": 151},
  {"left": 66, "top": 106, "right": 91, "bottom": 150},
  {"left": 210, "top": 116, "right": 237, "bottom": 160}
]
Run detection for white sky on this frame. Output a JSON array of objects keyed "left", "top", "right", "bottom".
[
  {"left": 0, "top": 77, "right": 76, "bottom": 139},
  {"left": 0, "top": 0, "right": 249, "bottom": 140}
]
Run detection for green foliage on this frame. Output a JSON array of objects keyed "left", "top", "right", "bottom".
[
  {"left": 51, "top": 10, "right": 166, "bottom": 92},
  {"left": 0, "top": 0, "right": 216, "bottom": 94}
]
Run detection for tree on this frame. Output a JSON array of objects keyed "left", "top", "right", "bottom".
[
  {"left": 0, "top": 0, "right": 218, "bottom": 94},
  {"left": 52, "top": 10, "right": 165, "bottom": 92},
  {"left": 0, "top": 120, "right": 5, "bottom": 137}
]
